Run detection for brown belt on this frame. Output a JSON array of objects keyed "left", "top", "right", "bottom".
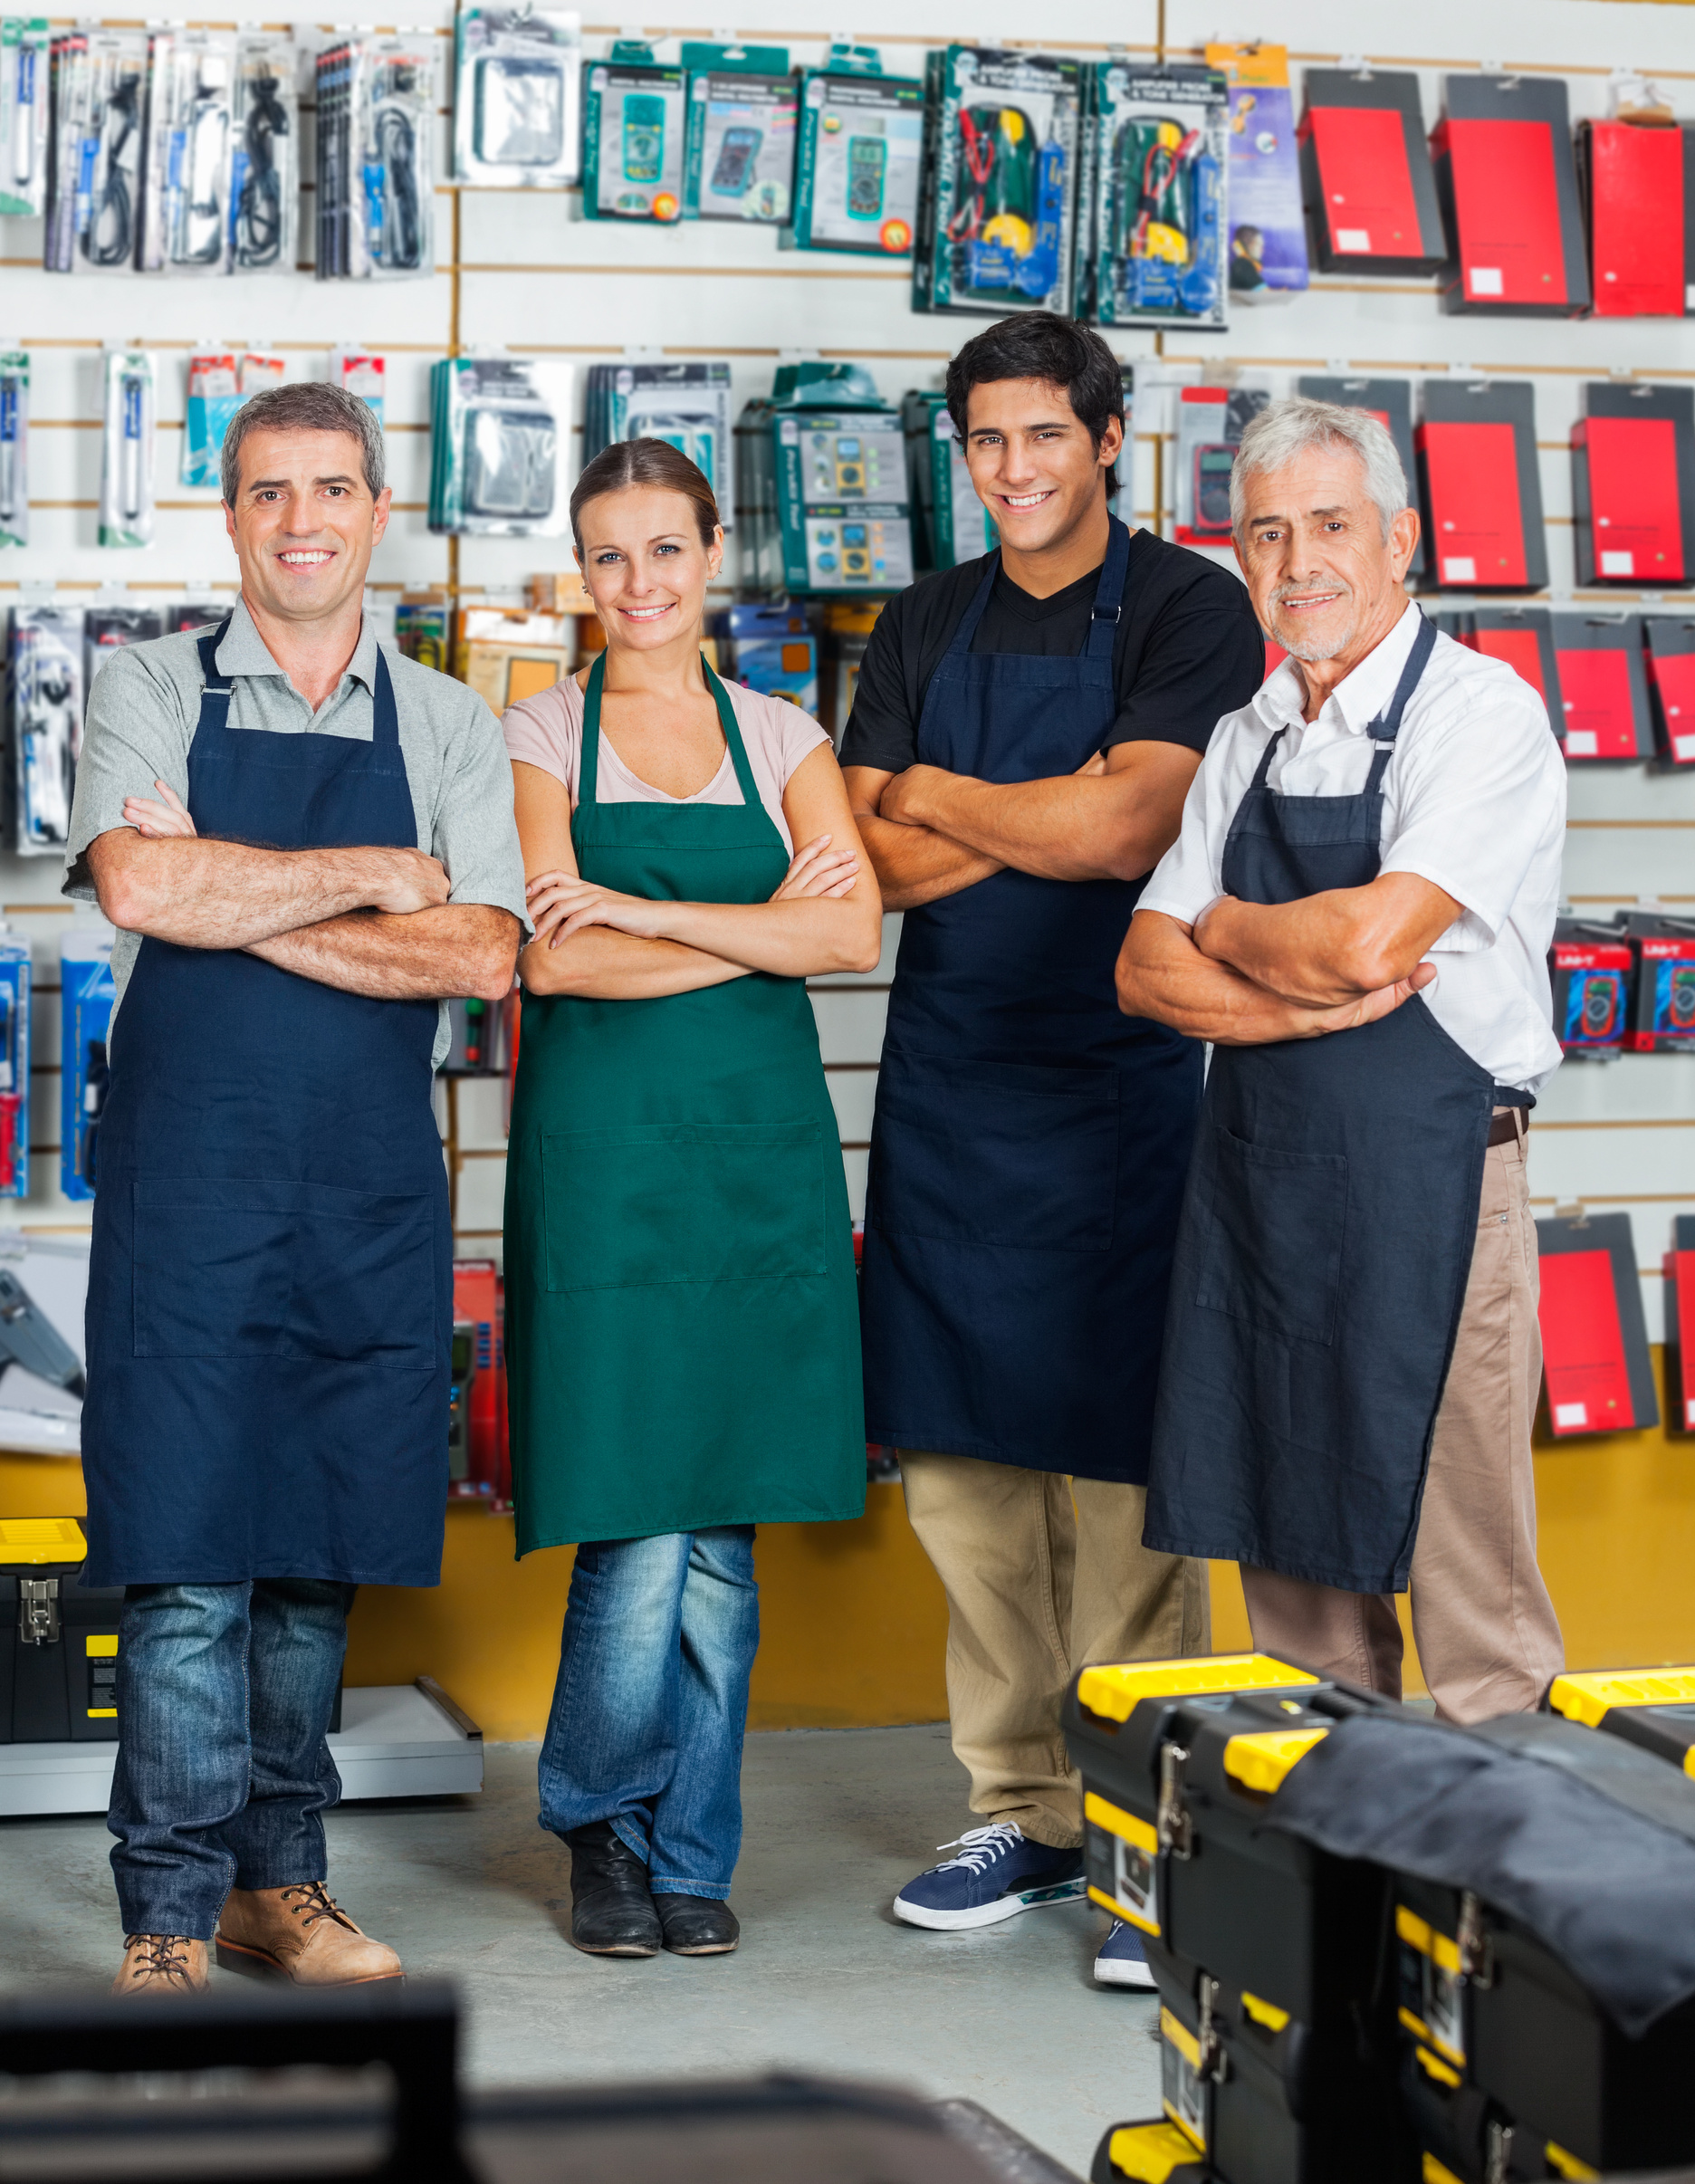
[{"left": 1488, "top": 1108, "right": 1528, "bottom": 1147}]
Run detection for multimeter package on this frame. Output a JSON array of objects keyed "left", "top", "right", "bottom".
[
  {"left": 1645, "top": 618, "right": 1695, "bottom": 768},
  {"left": 61, "top": 931, "right": 114, "bottom": 1202},
  {"left": 787, "top": 49, "right": 923, "bottom": 256},
  {"left": 1172, "top": 385, "right": 1267, "bottom": 547},
  {"left": 903, "top": 390, "right": 993, "bottom": 572},
  {"left": 1297, "top": 375, "right": 1423, "bottom": 580},
  {"left": 1579, "top": 120, "right": 1695, "bottom": 320},
  {"left": 1298, "top": 67, "right": 1446, "bottom": 278},
  {"left": 5, "top": 603, "right": 82, "bottom": 859},
  {"left": 1077, "top": 63, "right": 1226, "bottom": 330},
  {"left": 583, "top": 44, "right": 685, "bottom": 223},
  {"left": 1573, "top": 382, "right": 1694, "bottom": 590},
  {"left": 583, "top": 361, "right": 734, "bottom": 529},
  {"left": 736, "top": 362, "right": 914, "bottom": 598},
  {"left": 684, "top": 45, "right": 796, "bottom": 226},
  {"left": 230, "top": 34, "right": 299, "bottom": 273},
  {"left": 45, "top": 27, "right": 148, "bottom": 274},
  {"left": 1549, "top": 915, "right": 1634, "bottom": 1057},
  {"left": 915, "top": 46, "right": 1078, "bottom": 320},
  {"left": 0, "top": 19, "right": 50, "bottom": 217},
  {"left": 454, "top": 5, "right": 580, "bottom": 187},
  {"left": 430, "top": 356, "right": 573, "bottom": 536},
  {"left": 138, "top": 29, "right": 235, "bottom": 276},
  {"left": 1414, "top": 378, "right": 1547, "bottom": 593},
  {"left": 1552, "top": 613, "right": 1654, "bottom": 761},
  {"left": 1623, "top": 911, "right": 1695, "bottom": 1054},
  {"left": 1432, "top": 73, "right": 1590, "bottom": 317},
  {"left": 1205, "top": 43, "right": 1306, "bottom": 302},
  {"left": 0, "top": 354, "right": 27, "bottom": 551},
  {"left": 99, "top": 349, "right": 155, "bottom": 548},
  {"left": 1537, "top": 1211, "right": 1656, "bottom": 1435}
]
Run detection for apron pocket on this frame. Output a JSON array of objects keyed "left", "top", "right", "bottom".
[
  {"left": 540, "top": 1124, "right": 826, "bottom": 1292},
  {"left": 868, "top": 1052, "right": 1118, "bottom": 1252},
  {"left": 133, "top": 1177, "right": 437, "bottom": 1368},
  {"left": 1193, "top": 1125, "right": 1348, "bottom": 1346}
]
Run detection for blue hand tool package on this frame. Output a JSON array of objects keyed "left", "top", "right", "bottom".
[
  {"left": 1078, "top": 63, "right": 1228, "bottom": 330},
  {"left": 914, "top": 45, "right": 1078, "bottom": 318},
  {"left": 61, "top": 932, "right": 115, "bottom": 1203},
  {"left": 314, "top": 33, "right": 434, "bottom": 279},
  {"left": 0, "top": 18, "right": 50, "bottom": 217},
  {"left": 137, "top": 28, "right": 235, "bottom": 276},
  {"left": 454, "top": 2, "right": 580, "bottom": 188},
  {"left": 43, "top": 25, "right": 148, "bottom": 274},
  {"left": 0, "top": 352, "right": 28, "bottom": 551}
]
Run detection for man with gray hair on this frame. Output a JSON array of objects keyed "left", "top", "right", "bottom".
[
  {"left": 66, "top": 380, "right": 528, "bottom": 1993},
  {"left": 1119, "top": 397, "right": 1566, "bottom": 1719}
]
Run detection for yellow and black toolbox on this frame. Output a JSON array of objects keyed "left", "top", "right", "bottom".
[
  {"left": 1545, "top": 1667, "right": 1695, "bottom": 1775},
  {"left": 0, "top": 1518, "right": 123, "bottom": 1743}
]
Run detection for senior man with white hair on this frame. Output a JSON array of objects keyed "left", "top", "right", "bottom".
[{"left": 1118, "top": 397, "right": 1566, "bottom": 1719}]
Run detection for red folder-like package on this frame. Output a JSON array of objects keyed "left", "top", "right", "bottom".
[
  {"left": 1432, "top": 74, "right": 1590, "bottom": 317},
  {"left": 1536, "top": 1211, "right": 1658, "bottom": 1438}
]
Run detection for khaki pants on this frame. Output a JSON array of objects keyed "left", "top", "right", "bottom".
[
  {"left": 900, "top": 1454, "right": 1211, "bottom": 1848},
  {"left": 1240, "top": 1116, "right": 1565, "bottom": 1725}
]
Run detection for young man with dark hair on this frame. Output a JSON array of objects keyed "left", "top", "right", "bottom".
[{"left": 841, "top": 313, "right": 1264, "bottom": 1985}]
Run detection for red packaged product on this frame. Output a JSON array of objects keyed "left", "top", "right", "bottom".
[{"left": 1581, "top": 120, "right": 1688, "bottom": 319}]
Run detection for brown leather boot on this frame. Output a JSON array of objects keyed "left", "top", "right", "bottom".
[
  {"left": 215, "top": 1882, "right": 403, "bottom": 1987},
  {"left": 111, "top": 1935, "right": 209, "bottom": 1997}
]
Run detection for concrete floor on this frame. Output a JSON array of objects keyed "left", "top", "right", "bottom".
[{"left": 0, "top": 1725, "right": 1161, "bottom": 2179}]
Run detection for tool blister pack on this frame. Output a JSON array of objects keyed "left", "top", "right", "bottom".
[
  {"left": 582, "top": 42, "right": 685, "bottom": 222},
  {"left": 330, "top": 347, "right": 385, "bottom": 426},
  {"left": 683, "top": 43, "right": 797, "bottom": 225},
  {"left": 1548, "top": 915, "right": 1634, "bottom": 1056},
  {"left": 45, "top": 26, "right": 148, "bottom": 274},
  {"left": 138, "top": 28, "right": 235, "bottom": 275},
  {"left": 903, "top": 390, "right": 993, "bottom": 572},
  {"left": 430, "top": 356, "right": 573, "bottom": 536},
  {"left": 315, "top": 35, "right": 434, "bottom": 278},
  {"left": 99, "top": 347, "right": 155, "bottom": 547},
  {"left": 5, "top": 603, "right": 82, "bottom": 862},
  {"left": 736, "top": 362, "right": 915, "bottom": 598},
  {"left": 60, "top": 930, "right": 114, "bottom": 1203},
  {"left": 1206, "top": 43, "right": 1307, "bottom": 303},
  {"left": 0, "top": 352, "right": 27, "bottom": 550},
  {"left": 230, "top": 34, "right": 299, "bottom": 273},
  {"left": 0, "top": 930, "right": 28, "bottom": 1194},
  {"left": 454, "top": 3, "right": 580, "bottom": 188},
  {"left": 583, "top": 360, "right": 734, "bottom": 529},
  {"left": 1173, "top": 386, "right": 1268, "bottom": 547},
  {"left": 915, "top": 45, "right": 1078, "bottom": 319},
  {"left": 786, "top": 46, "right": 923, "bottom": 257},
  {"left": 0, "top": 17, "right": 50, "bottom": 216},
  {"left": 1079, "top": 64, "right": 1228, "bottom": 330}
]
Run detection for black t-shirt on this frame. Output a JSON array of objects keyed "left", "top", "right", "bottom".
[{"left": 838, "top": 526, "right": 1265, "bottom": 774}]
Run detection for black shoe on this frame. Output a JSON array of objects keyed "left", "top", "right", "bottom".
[
  {"left": 653, "top": 1893, "right": 740, "bottom": 1956},
  {"left": 563, "top": 1822, "right": 661, "bottom": 1957}
]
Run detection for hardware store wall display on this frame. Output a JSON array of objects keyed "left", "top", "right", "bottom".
[{"left": 2, "top": 0, "right": 1694, "bottom": 1725}]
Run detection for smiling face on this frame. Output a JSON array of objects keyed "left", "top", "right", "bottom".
[
  {"left": 225, "top": 427, "right": 390, "bottom": 627},
  {"left": 961, "top": 377, "right": 1121, "bottom": 558},
  {"left": 1234, "top": 441, "right": 1420, "bottom": 668},
  {"left": 574, "top": 484, "right": 723, "bottom": 656}
]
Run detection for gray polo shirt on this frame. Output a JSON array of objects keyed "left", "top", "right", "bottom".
[{"left": 64, "top": 599, "right": 530, "bottom": 1068}]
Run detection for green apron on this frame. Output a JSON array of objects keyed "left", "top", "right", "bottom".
[{"left": 503, "top": 655, "right": 867, "bottom": 1554}]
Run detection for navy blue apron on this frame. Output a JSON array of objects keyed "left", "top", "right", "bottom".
[
  {"left": 860, "top": 519, "right": 1202, "bottom": 1483},
  {"left": 1144, "top": 615, "right": 1505, "bottom": 1594},
  {"left": 81, "top": 620, "right": 451, "bottom": 1588}
]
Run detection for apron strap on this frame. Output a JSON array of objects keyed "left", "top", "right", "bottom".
[
  {"left": 196, "top": 616, "right": 237, "bottom": 731},
  {"left": 1361, "top": 609, "right": 1439, "bottom": 795},
  {"left": 579, "top": 650, "right": 771, "bottom": 826},
  {"left": 579, "top": 655, "right": 607, "bottom": 812},
  {"left": 945, "top": 551, "right": 1001, "bottom": 658},
  {"left": 704, "top": 660, "right": 763, "bottom": 811},
  {"left": 1085, "top": 516, "right": 1132, "bottom": 661},
  {"left": 370, "top": 644, "right": 400, "bottom": 750}
]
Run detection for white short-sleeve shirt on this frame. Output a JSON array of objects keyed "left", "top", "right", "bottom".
[{"left": 1139, "top": 600, "right": 1567, "bottom": 1096}]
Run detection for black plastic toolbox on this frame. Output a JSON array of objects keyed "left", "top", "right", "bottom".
[
  {"left": 0, "top": 1518, "right": 123, "bottom": 1743},
  {"left": 1545, "top": 1667, "right": 1695, "bottom": 1775}
]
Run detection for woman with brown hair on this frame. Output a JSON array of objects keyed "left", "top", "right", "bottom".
[{"left": 502, "top": 439, "right": 879, "bottom": 1962}]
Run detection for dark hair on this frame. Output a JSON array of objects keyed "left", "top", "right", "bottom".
[
  {"left": 570, "top": 437, "right": 721, "bottom": 556},
  {"left": 222, "top": 380, "right": 384, "bottom": 506},
  {"left": 944, "top": 312, "right": 1125, "bottom": 497}
]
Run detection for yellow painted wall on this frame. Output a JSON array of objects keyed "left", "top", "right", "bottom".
[{"left": 7, "top": 1348, "right": 1691, "bottom": 1737}]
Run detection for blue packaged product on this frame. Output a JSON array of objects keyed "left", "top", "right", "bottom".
[
  {"left": 1206, "top": 43, "right": 1308, "bottom": 301},
  {"left": 61, "top": 929, "right": 114, "bottom": 1202},
  {"left": 717, "top": 604, "right": 819, "bottom": 716},
  {"left": 0, "top": 930, "right": 30, "bottom": 1198}
]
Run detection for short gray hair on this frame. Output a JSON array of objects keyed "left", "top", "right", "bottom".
[
  {"left": 1230, "top": 397, "right": 1409, "bottom": 544},
  {"left": 221, "top": 380, "right": 386, "bottom": 507}
]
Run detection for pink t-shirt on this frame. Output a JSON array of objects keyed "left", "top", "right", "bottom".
[{"left": 502, "top": 674, "right": 828, "bottom": 856}]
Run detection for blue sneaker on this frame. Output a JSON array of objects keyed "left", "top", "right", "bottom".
[
  {"left": 893, "top": 1823, "right": 1086, "bottom": 1930},
  {"left": 1094, "top": 1917, "right": 1157, "bottom": 1989}
]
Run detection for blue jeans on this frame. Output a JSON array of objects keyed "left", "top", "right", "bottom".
[
  {"left": 538, "top": 1528, "right": 758, "bottom": 1899},
  {"left": 108, "top": 1579, "right": 354, "bottom": 1939}
]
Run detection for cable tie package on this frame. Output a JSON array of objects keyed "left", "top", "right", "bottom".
[
  {"left": 429, "top": 356, "right": 573, "bottom": 536},
  {"left": 330, "top": 347, "right": 385, "bottom": 427},
  {"left": 364, "top": 35, "right": 435, "bottom": 278},
  {"left": 61, "top": 928, "right": 115, "bottom": 1203},
  {"left": 182, "top": 348, "right": 239, "bottom": 487},
  {"left": 583, "top": 359, "right": 734, "bottom": 528},
  {"left": 786, "top": 45, "right": 923, "bottom": 257},
  {"left": 582, "top": 42, "right": 685, "bottom": 222},
  {"left": 0, "top": 18, "right": 50, "bottom": 217},
  {"left": 231, "top": 34, "right": 299, "bottom": 273},
  {"left": 46, "top": 26, "right": 148, "bottom": 274},
  {"left": 1079, "top": 63, "right": 1227, "bottom": 330},
  {"left": 454, "top": 4, "right": 580, "bottom": 187},
  {"left": 915, "top": 46, "right": 1079, "bottom": 319},
  {"left": 139, "top": 29, "right": 235, "bottom": 274},
  {"left": 0, "top": 929, "right": 30, "bottom": 1194},
  {"left": 0, "top": 352, "right": 28, "bottom": 550},
  {"left": 100, "top": 349, "right": 156, "bottom": 548},
  {"left": 682, "top": 41, "right": 796, "bottom": 225},
  {"left": 5, "top": 601, "right": 83, "bottom": 858}
]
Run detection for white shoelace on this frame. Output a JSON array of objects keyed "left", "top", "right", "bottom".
[{"left": 930, "top": 1821, "right": 1024, "bottom": 1874}]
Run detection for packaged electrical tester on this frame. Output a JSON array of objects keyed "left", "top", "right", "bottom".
[
  {"left": 902, "top": 391, "right": 993, "bottom": 573},
  {"left": 60, "top": 930, "right": 114, "bottom": 1202},
  {"left": 430, "top": 357, "right": 572, "bottom": 536},
  {"left": 0, "top": 352, "right": 28, "bottom": 550},
  {"left": 1572, "top": 381, "right": 1694, "bottom": 589},
  {"left": 1552, "top": 614, "right": 1654, "bottom": 760},
  {"left": 454, "top": 3, "right": 580, "bottom": 188},
  {"left": 914, "top": 45, "right": 1078, "bottom": 319},
  {"left": 1646, "top": 617, "right": 1695, "bottom": 767},
  {"left": 1298, "top": 66, "right": 1447, "bottom": 278},
  {"left": 84, "top": 601, "right": 161, "bottom": 691},
  {"left": 1172, "top": 386, "right": 1267, "bottom": 547},
  {"left": 137, "top": 28, "right": 235, "bottom": 275},
  {"left": 0, "top": 18, "right": 50, "bottom": 216},
  {"left": 6, "top": 604, "right": 81, "bottom": 860},
  {"left": 583, "top": 360, "right": 734, "bottom": 528},
  {"left": 683, "top": 42, "right": 795, "bottom": 225},
  {"left": 1548, "top": 915, "right": 1633, "bottom": 1057},
  {"left": 583, "top": 42, "right": 685, "bottom": 222},
  {"left": 1078, "top": 64, "right": 1227, "bottom": 330},
  {"left": 1415, "top": 378, "right": 1547, "bottom": 593},
  {"left": 1623, "top": 909, "right": 1695, "bottom": 1055},
  {"left": 786, "top": 44, "right": 922, "bottom": 256},
  {"left": 1537, "top": 1208, "right": 1658, "bottom": 1435},
  {"left": 1432, "top": 72, "right": 1590, "bottom": 316},
  {"left": 736, "top": 362, "right": 914, "bottom": 599},
  {"left": 1205, "top": 43, "right": 1306, "bottom": 302},
  {"left": 1579, "top": 116, "right": 1695, "bottom": 320}
]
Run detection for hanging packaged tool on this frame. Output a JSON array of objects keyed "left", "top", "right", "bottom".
[
  {"left": 682, "top": 41, "right": 795, "bottom": 225},
  {"left": 714, "top": 603, "right": 819, "bottom": 715},
  {"left": 1622, "top": 908, "right": 1695, "bottom": 1055},
  {"left": 330, "top": 347, "right": 385, "bottom": 426},
  {"left": 85, "top": 599, "right": 161, "bottom": 690},
  {"left": 583, "top": 360, "right": 734, "bottom": 527},
  {"left": 429, "top": 356, "right": 572, "bottom": 536},
  {"left": 735, "top": 361, "right": 914, "bottom": 599},
  {"left": 1205, "top": 43, "right": 1306, "bottom": 303},
  {"left": 1578, "top": 106, "right": 1695, "bottom": 320},
  {"left": 1173, "top": 385, "right": 1267, "bottom": 545},
  {"left": 1468, "top": 605, "right": 1560, "bottom": 719},
  {"left": 0, "top": 17, "right": 50, "bottom": 216},
  {"left": 0, "top": 930, "right": 27, "bottom": 1193},
  {"left": 1432, "top": 73, "right": 1591, "bottom": 317},
  {"left": 1297, "top": 373, "right": 1423, "bottom": 580},
  {"left": 45, "top": 26, "right": 148, "bottom": 274},
  {"left": 1548, "top": 915, "right": 1634, "bottom": 1058},
  {"left": 1298, "top": 66, "right": 1448, "bottom": 278},
  {"left": 454, "top": 3, "right": 579, "bottom": 187},
  {"left": 182, "top": 350, "right": 240, "bottom": 487},
  {"left": 61, "top": 930, "right": 114, "bottom": 1202},
  {"left": 1572, "top": 382, "right": 1694, "bottom": 590},
  {"left": 313, "top": 38, "right": 361, "bottom": 276},
  {"left": 0, "top": 351, "right": 27, "bottom": 550},
  {"left": 915, "top": 46, "right": 1077, "bottom": 318},
  {"left": 1646, "top": 617, "right": 1695, "bottom": 768},
  {"left": 231, "top": 33, "right": 299, "bottom": 273},
  {"left": 1080, "top": 63, "right": 1226, "bottom": 330},
  {"left": 1551, "top": 613, "right": 1654, "bottom": 760},
  {"left": 6, "top": 602, "right": 82, "bottom": 860},
  {"left": 902, "top": 389, "right": 993, "bottom": 573},
  {"left": 582, "top": 41, "right": 685, "bottom": 222},
  {"left": 785, "top": 44, "right": 922, "bottom": 257},
  {"left": 1537, "top": 1208, "right": 1658, "bottom": 1433},
  {"left": 1415, "top": 378, "right": 1547, "bottom": 593},
  {"left": 1671, "top": 1218, "right": 1695, "bottom": 1435},
  {"left": 99, "top": 348, "right": 155, "bottom": 547},
  {"left": 139, "top": 28, "right": 235, "bottom": 274},
  {"left": 363, "top": 34, "right": 435, "bottom": 277},
  {"left": 395, "top": 595, "right": 450, "bottom": 670}
]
